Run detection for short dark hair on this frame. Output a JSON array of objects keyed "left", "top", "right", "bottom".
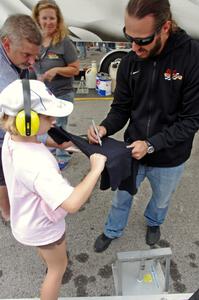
[
  {"left": 126, "top": 0, "right": 177, "bottom": 32},
  {"left": 0, "top": 14, "right": 42, "bottom": 46}
]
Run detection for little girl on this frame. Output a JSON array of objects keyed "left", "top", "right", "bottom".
[{"left": 0, "top": 79, "right": 106, "bottom": 300}]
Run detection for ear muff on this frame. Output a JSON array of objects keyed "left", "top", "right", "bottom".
[
  {"left": 15, "top": 79, "right": 40, "bottom": 136},
  {"left": 16, "top": 110, "right": 40, "bottom": 136}
]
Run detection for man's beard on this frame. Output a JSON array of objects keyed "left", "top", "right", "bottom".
[
  {"left": 148, "top": 36, "right": 162, "bottom": 58},
  {"left": 17, "top": 63, "right": 31, "bottom": 70},
  {"left": 137, "top": 36, "right": 162, "bottom": 59}
]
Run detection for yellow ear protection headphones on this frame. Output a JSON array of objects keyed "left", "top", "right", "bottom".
[{"left": 15, "top": 79, "right": 40, "bottom": 136}]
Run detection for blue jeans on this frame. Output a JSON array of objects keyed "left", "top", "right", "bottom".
[
  {"left": 104, "top": 163, "right": 184, "bottom": 238},
  {"left": 56, "top": 91, "right": 74, "bottom": 164}
]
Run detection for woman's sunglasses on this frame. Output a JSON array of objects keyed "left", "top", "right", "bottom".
[{"left": 123, "top": 27, "right": 156, "bottom": 46}]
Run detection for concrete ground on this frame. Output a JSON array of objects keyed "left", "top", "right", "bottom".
[
  {"left": 0, "top": 295, "right": 194, "bottom": 300},
  {"left": 0, "top": 97, "right": 199, "bottom": 299}
]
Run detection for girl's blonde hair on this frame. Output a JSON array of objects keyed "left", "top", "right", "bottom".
[
  {"left": 0, "top": 115, "right": 18, "bottom": 135},
  {"left": 32, "top": 0, "right": 69, "bottom": 45}
]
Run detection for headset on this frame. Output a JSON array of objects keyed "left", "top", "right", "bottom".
[{"left": 15, "top": 79, "right": 40, "bottom": 136}]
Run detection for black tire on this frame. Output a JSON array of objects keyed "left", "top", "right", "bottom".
[{"left": 99, "top": 51, "right": 127, "bottom": 73}]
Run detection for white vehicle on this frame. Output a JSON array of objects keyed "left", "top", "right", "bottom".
[{"left": 1, "top": 0, "right": 199, "bottom": 72}]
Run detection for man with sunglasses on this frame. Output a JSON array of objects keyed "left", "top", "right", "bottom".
[{"left": 88, "top": 0, "right": 199, "bottom": 252}]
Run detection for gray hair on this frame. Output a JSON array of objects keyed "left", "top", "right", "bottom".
[{"left": 0, "top": 14, "right": 42, "bottom": 46}]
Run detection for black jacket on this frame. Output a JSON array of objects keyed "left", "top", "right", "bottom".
[{"left": 101, "top": 30, "right": 199, "bottom": 167}]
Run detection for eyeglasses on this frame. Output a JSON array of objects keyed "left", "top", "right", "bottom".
[{"left": 123, "top": 27, "right": 156, "bottom": 46}]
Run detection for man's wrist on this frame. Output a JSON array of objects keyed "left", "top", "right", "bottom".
[
  {"left": 101, "top": 126, "right": 107, "bottom": 136},
  {"left": 144, "top": 140, "right": 155, "bottom": 154}
]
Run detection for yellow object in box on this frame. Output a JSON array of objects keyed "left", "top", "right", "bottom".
[{"left": 143, "top": 273, "right": 153, "bottom": 283}]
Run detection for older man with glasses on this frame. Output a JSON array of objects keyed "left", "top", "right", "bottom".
[{"left": 87, "top": 0, "right": 199, "bottom": 252}]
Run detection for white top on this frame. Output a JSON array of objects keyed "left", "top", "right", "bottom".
[{"left": 2, "top": 132, "right": 74, "bottom": 246}]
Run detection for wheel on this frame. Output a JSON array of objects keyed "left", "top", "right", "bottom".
[{"left": 99, "top": 51, "right": 127, "bottom": 73}]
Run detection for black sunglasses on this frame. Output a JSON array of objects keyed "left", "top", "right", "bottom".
[{"left": 123, "top": 27, "right": 156, "bottom": 46}]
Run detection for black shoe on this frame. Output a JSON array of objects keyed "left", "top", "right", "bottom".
[
  {"left": 146, "top": 226, "right": 160, "bottom": 246},
  {"left": 94, "top": 233, "right": 114, "bottom": 253}
]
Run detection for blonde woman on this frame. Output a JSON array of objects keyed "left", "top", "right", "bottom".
[{"left": 32, "top": 0, "right": 80, "bottom": 170}]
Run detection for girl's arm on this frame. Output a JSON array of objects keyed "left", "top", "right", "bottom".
[{"left": 60, "top": 153, "right": 106, "bottom": 213}]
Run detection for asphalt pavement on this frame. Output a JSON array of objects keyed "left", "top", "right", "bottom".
[{"left": 0, "top": 96, "right": 199, "bottom": 299}]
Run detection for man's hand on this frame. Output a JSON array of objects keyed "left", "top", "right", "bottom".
[
  {"left": 87, "top": 125, "right": 107, "bottom": 144},
  {"left": 127, "top": 140, "right": 148, "bottom": 160}
]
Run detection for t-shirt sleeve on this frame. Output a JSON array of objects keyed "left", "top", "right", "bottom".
[
  {"left": 63, "top": 38, "right": 78, "bottom": 63},
  {"left": 34, "top": 167, "right": 74, "bottom": 210}
]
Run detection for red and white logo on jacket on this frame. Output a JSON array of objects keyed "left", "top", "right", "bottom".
[{"left": 164, "top": 68, "right": 183, "bottom": 81}]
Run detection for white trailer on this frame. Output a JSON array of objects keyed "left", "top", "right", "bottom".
[{"left": 0, "top": 0, "right": 199, "bottom": 72}]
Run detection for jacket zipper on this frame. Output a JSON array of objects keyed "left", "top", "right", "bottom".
[{"left": 147, "top": 61, "right": 157, "bottom": 137}]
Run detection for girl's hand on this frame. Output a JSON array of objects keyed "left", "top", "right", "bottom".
[{"left": 90, "top": 153, "right": 107, "bottom": 173}]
